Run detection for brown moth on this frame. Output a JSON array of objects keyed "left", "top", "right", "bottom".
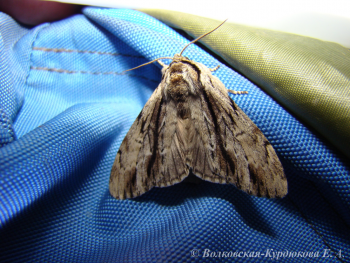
[{"left": 109, "top": 21, "right": 287, "bottom": 199}]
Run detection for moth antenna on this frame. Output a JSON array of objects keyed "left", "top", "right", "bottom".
[
  {"left": 123, "top": 57, "right": 173, "bottom": 73},
  {"left": 179, "top": 19, "right": 228, "bottom": 56},
  {"left": 123, "top": 19, "right": 227, "bottom": 73}
]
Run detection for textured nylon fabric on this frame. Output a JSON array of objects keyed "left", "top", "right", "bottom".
[
  {"left": 141, "top": 9, "right": 350, "bottom": 160},
  {"left": 0, "top": 7, "right": 349, "bottom": 262}
]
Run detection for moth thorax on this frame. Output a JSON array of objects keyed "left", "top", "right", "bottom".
[
  {"left": 166, "top": 63, "right": 198, "bottom": 101},
  {"left": 168, "top": 74, "right": 189, "bottom": 101}
]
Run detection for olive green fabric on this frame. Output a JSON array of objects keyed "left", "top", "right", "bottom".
[{"left": 140, "top": 9, "right": 350, "bottom": 159}]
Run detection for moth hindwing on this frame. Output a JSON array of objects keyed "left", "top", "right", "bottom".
[{"left": 109, "top": 53, "right": 287, "bottom": 199}]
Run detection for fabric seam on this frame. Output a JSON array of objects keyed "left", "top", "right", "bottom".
[
  {"left": 33, "top": 47, "right": 144, "bottom": 58},
  {"left": 31, "top": 46, "right": 158, "bottom": 83},
  {"left": 0, "top": 108, "right": 15, "bottom": 146},
  {"left": 30, "top": 65, "right": 158, "bottom": 83}
]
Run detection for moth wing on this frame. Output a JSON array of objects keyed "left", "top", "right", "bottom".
[
  {"left": 189, "top": 64, "right": 287, "bottom": 198},
  {"left": 109, "top": 83, "right": 189, "bottom": 199}
]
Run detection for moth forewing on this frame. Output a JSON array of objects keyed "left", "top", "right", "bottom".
[{"left": 109, "top": 21, "right": 287, "bottom": 200}]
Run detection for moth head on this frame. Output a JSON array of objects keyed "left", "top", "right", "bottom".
[{"left": 160, "top": 54, "right": 191, "bottom": 75}]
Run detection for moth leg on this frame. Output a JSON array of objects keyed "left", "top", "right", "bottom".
[
  {"left": 227, "top": 90, "right": 248, "bottom": 95},
  {"left": 209, "top": 65, "right": 220, "bottom": 72}
]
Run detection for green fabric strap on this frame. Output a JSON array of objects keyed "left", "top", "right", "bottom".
[{"left": 140, "top": 9, "right": 350, "bottom": 159}]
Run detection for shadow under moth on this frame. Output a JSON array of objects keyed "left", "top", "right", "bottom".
[{"left": 110, "top": 20, "right": 288, "bottom": 200}]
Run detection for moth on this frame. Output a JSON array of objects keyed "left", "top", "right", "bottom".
[{"left": 110, "top": 20, "right": 287, "bottom": 199}]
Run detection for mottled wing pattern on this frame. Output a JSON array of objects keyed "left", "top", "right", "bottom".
[
  {"left": 110, "top": 58, "right": 287, "bottom": 199},
  {"left": 109, "top": 83, "right": 189, "bottom": 199},
  {"left": 189, "top": 62, "right": 287, "bottom": 198}
]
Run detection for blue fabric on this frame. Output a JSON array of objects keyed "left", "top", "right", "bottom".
[{"left": 0, "top": 7, "right": 349, "bottom": 262}]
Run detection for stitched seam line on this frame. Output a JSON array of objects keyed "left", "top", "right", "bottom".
[
  {"left": 33, "top": 47, "right": 144, "bottom": 58},
  {"left": 30, "top": 66, "right": 158, "bottom": 83},
  {"left": 0, "top": 108, "right": 16, "bottom": 146}
]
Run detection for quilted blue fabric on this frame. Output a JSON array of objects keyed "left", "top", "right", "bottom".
[{"left": 1, "top": 7, "right": 349, "bottom": 262}]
